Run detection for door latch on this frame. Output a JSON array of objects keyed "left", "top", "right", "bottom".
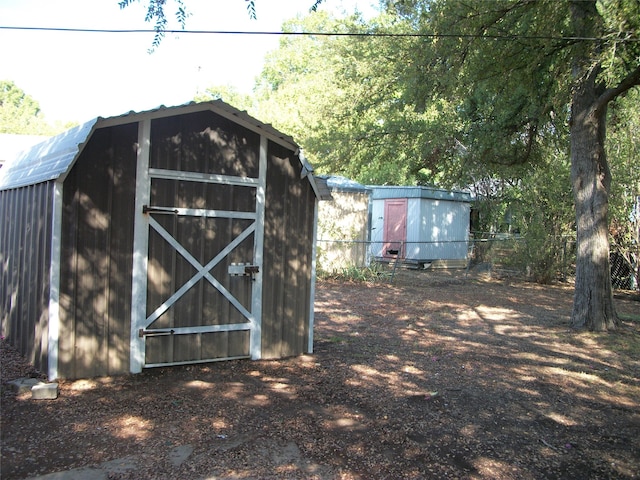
[{"left": 228, "top": 263, "right": 259, "bottom": 278}]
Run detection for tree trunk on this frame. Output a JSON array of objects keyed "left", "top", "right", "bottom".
[{"left": 569, "top": 72, "right": 619, "bottom": 330}]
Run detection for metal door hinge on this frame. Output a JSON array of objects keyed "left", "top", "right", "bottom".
[
  {"left": 139, "top": 328, "right": 175, "bottom": 337},
  {"left": 143, "top": 205, "right": 179, "bottom": 214}
]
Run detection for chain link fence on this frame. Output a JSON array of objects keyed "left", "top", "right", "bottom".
[
  {"left": 610, "top": 245, "right": 639, "bottom": 291},
  {"left": 316, "top": 235, "right": 639, "bottom": 291}
]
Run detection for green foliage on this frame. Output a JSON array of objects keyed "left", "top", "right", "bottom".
[
  {"left": 468, "top": 151, "right": 576, "bottom": 283},
  {"left": 394, "top": 0, "right": 574, "bottom": 170},
  {"left": 246, "top": 0, "right": 256, "bottom": 20},
  {"left": 253, "top": 11, "right": 460, "bottom": 186},
  {"left": 608, "top": 88, "right": 640, "bottom": 246},
  {"left": 507, "top": 146, "right": 576, "bottom": 282},
  {"left": 607, "top": 88, "right": 640, "bottom": 288},
  {"left": 194, "top": 85, "right": 255, "bottom": 112},
  {"left": 0, "top": 80, "right": 68, "bottom": 135},
  {"left": 1, "top": 80, "right": 42, "bottom": 134},
  {"left": 119, "top": 0, "right": 190, "bottom": 52},
  {"left": 598, "top": 0, "right": 640, "bottom": 84}
]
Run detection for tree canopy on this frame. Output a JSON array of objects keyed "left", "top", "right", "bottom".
[
  {"left": 311, "top": 0, "right": 640, "bottom": 330},
  {"left": 0, "top": 80, "right": 74, "bottom": 135},
  {"left": 251, "top": 11, "right": 474, "bottom": 187},
  {"left": 1, "top": 81, "right": 47, "bottom": 135},
  {"left": 124, "top": 0, "right": 639, "bottom": 330}
]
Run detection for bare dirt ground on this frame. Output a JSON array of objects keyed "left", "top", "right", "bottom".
[{"left": 2, "top": 269, "right": 639, "bottom": 480}]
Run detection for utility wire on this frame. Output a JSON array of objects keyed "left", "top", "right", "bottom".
[{"left": 0, "top": 25, "right": 637, "bottom": 42}]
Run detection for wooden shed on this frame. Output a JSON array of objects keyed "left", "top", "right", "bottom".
[
  {"left": 0, "top": 101, "right": 329, "bottom": 380},
  {"left": 369, "top": 186, "right": 472, "bottom": 268}
]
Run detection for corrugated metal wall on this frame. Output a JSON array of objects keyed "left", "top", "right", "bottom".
[
  {"left": 0, "top": 181, "right": 53, "bottom": 372},
  {"left": 262, "top": 141, "right": 315, "bottom": 359},
  {"left": 58, "top": 123, "right": 138, "bottom": 378},
  {"left": 370, "top": 196, "right": 471, "bottom": 262},
  {"left": 415, "top": 199, "right": 470, "bottom": 260}
]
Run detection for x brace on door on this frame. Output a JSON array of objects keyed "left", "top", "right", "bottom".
[
  {"left": 143, "top": 214, "right": 256, "bottom": 331},
  {"left": 130, "top": 121, "right": 268, "bottom": 374}
]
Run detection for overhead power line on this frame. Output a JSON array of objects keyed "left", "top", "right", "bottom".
[{"left": 0, "top": 25, "right": 637, "bottom": 42}]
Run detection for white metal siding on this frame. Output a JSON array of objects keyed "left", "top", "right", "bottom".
[
  {"left": 371, "top": 196, "right": 471, "bottom": 262},
  {"left": 416, "top": 199, "right": 470, "bottom": 260},
  {"left": 370, "top": 200, "right": 384, "bottom": 257},
  {"left": 406, "top": 198, "right": 421, "bottom": 259}
]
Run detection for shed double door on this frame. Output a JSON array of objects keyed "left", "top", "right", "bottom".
[{"left": 131, "top": 126, "right": 265, "bottom": 371}]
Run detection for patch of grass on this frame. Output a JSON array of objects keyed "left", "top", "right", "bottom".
[
  {"left": 326, "top": 336, "right": 347, "bottom": 344},
  {"left": 619, "top": 312, "right": 640, "bottom": 324},
  {"left": 318, "top": 264, "right": 387, "bottom": 283}
]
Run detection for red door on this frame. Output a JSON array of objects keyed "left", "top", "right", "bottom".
[{"left": 383, "top": 199, "right": 407, "bottom": 259}]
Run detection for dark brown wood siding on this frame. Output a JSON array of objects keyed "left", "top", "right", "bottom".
[
  {"left": 150, "top": 110, "right": 260, "bottom": 177},
  {"left": 59, "top": 123, "right": 138, "bottom": 378},
  {"left": 0, "top": 181, "right": 53, "bottom": 372},
  {"left": 3, "top": 106, "right": 319, "bottom": 379},
  {"left": 262, "top": 141, "right": 315, "bottom": 358},
  {"left": 144, "top": 112, "right": 260, "bottom": 364}
]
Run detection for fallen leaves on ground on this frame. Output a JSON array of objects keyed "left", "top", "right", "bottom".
[{"left": 2, "top": 270, "right": 639, "bottom": 479}]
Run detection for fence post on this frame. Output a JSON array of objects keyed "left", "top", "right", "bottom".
[{"left": 562, "top": 237, "right": 567, "bottom": 282}]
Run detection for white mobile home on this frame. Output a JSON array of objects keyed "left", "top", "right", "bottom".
[{"left": 370, "top": 186, "right": 472, "bottom": 268}]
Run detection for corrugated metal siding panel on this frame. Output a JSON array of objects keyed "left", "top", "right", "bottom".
[
  {"left": 0, "top": 181, "right": 53, "bottom": 372},
  {"left": 405, "top": 198, "right": 422, "bottom": 260},
  {"left": 58, "top": 123, "right": 137, "bottom": 379},
  {"left": 369, "top": 199, "right": 385, "bottom": 258},
  {"left": 262, "top": 141, "right": 314, "bottom": 359},
  {"left": 417, "top": 200, "right": 470, "bottom": 260},
  {"left": 409, "top": 199, "right": 469, "bottom": 260}
]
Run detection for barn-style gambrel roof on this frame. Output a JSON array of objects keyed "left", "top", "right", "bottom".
[{"left": 0, "top": 100, "right": 330, "bottom": 199}]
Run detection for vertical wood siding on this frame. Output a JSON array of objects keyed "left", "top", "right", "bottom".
[
  {"left": 59, "top": 124, "right": 138, "bottom": 378},
  {"left": 144, "top": 112, "right": 260, "bottom": 364},
  {"left": 262, "top": 141, "right": 315, "bottom": 359},
  {"left": 0, "top": 181, "right": 53, "bottom": 372},
  {"left": 2, "top": 106, "right": 318, "bottom": 379}
]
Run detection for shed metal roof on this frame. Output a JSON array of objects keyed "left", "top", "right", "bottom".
[
  {"left": 321, "top": 175, "right": 370, "bottom": 194},
  {"left": 370, "top": 185, "right": 472, "bottom": 203},
  {"left": 0, "top": 101, "right": 330, "bottom": 199},
  {"left": 0, "top": 121, "right": 97, "bottom": 190},
  {"left": 0, "top": 134, "right": 50, "bottom": 164}
]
